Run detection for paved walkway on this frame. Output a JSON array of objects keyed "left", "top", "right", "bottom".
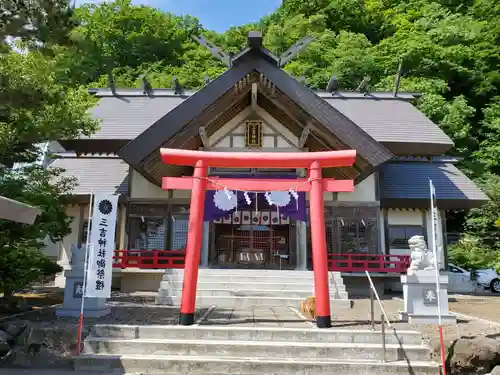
[
  {"left": 197, "top": 306, "right": 312, "bottom": 328},
  {"left": 0, "top": 371, "right": 130, "bottom": 375}
]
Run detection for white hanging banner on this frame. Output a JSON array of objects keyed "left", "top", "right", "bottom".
[
  {"left": 85, "top": 193, "right": 119, "bottom": 298},
  {"left": 429, "top": 180, "right": 443, "bottom": 268}
]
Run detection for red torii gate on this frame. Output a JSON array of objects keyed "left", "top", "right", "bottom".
[{"left": 161, "top": 148, "right": 356, "bottom": 328}]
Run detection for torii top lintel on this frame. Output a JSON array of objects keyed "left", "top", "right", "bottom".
[{"left": 160, "top": 148, "right": 356, "bottom": 169}]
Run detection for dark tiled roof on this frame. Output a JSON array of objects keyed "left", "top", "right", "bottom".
[
  {"left": 48, "top": 156, "right": 129, "bottom": 195},
  {"left": 379, "top": 162, "right": 488, "bottom": 208},
  {"left": 83, "top": 91, "right": 452, "bottom": 153},
  {"left": 85, "top": 95, "right": 186, "bottom": 140},
  {"left": 324, "top": 98, "right": 453, "bottom": 146}
]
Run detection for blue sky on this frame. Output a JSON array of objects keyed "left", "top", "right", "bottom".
[{"left": 75, "top": 0, "right": 281, "bottom": 32}]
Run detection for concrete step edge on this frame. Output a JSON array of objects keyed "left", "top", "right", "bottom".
[
  {"left": 84, "top": 337, "right": 426, "bottom": 349},
  {"left": 74, "top": 353, "right": 439, "bottom": 367},
  {"left": 162, "top": 295, "right": 350, "bottom": 301},
  {"left": 157, "top": 289, "right": 347, "bottom": 294},
  {"left": 90, "top": 324, "right": 423, "bottom": 335}
]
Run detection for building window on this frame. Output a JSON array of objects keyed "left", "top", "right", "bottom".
[
  {"left": 129, "top": 217, "right": 166, "bottom": 250},
  {"left": 309, "top": 206, "right": 379, "bottom": 255},
  {"left": 170, "top": 205, "right": 189, "bottom": 250},
  {"left": 81, "top": 219, "right": 91, "bottom": 246},
  {"left": 388, "top": 225, "right": 424, "bottom": 249}
]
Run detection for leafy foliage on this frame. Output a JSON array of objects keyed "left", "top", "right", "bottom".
[
  {"left": 0, "top": 166, "right": 76, "bottom": 295},
  {"left": 448, "top": 236, "right": 495, "bottom": 271},
  {"left": 0, "top": 50, "right": 98, "bottom": 166},
  {"left": 0, "top": 0, "right": 95, "bottom": 295}
]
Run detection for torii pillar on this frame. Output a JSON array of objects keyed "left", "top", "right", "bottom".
[{"left": 160, "top": 148, "right": 356, "bottom": 328}]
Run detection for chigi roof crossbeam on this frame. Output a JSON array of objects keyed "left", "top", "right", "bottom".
[{"left": 192, "top": 31, "right": 314, "bottom": 68}]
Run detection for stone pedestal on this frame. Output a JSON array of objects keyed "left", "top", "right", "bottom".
[
  {"left": 400, "top": 271, "right": 456, "bottom": 324},
  {"left": 56, "top": 245, "right": 110, "bottom": 318}
]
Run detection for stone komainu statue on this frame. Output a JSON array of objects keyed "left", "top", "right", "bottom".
[{"left": 407, "top": 235, "right": 437, "bottom": 275}]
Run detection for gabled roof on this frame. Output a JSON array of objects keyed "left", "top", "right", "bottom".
[
  {"left": 78, "top": 90, "right": 452, "bottom": 157},
  {"left": 48, "top": 155, "right": 129, "bottom": 196},
  {"left": 86, "top": 95, "right": 186, "bottom": 140},
  {"left": 324, "top": 98, "right": 453, "bottom": 155},
  {"left": 379, "top": 160, "right": 488, "bottom": 209},
  {"left": 118, "top": 32, "right": 392, "bottom": 176}
]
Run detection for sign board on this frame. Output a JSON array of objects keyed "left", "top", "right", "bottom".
[
  {"left": 245, "top": 120, "right": 263, "bottom": 148},
  {"left": 423, "top": 288, "right": 438, "bottom": 306},
  {"left": 85, "top": 193, "right": 119, "bottom": 298},
  {"left": 73, "top": 281, "right": 84, "bottom": 299}
]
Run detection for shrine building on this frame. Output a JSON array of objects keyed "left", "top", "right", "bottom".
[{"left": 43, "top": 32, "right": 488, "bottom": 294}]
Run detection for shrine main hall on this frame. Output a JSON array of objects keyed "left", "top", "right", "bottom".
[{"left": 43, "top": 32, "right": 487, "bottom": 295}]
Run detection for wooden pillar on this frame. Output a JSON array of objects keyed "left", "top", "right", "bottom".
[
  {"left": 179, "top": 160, "right": 208, "bottom": 325},
  {"left": 308, "top": 161, "right": 332, "bottom": 328}
]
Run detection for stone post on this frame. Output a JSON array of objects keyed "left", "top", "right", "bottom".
[
  {"left": 56, "top": 245, "right": 110, "bottom": 317},
  {"left": 399, "top": 235, "right": 456, "bottom": 324}
]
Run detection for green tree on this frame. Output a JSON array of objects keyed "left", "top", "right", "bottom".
[
  {"left": 0, "top": 166, "right": 76, "bottom": 296},
  {"left": 0, "top": 1, "right": 98, "bottom": 297},
  {"left": 0, "top": 0, "right": 77, "bottom": 52}
]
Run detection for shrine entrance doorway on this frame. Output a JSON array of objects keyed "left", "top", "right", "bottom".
[{"left": 211, "top": 211, "right": 294, "bottom": 269}]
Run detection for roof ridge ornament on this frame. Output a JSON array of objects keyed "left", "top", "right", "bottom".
[
  {"left": 278, "top": 35, "right": 315, "bottom": 67},
  {"left": 192, "top": 31, "right": 314, "bottom": 69},
  {"left": 326, "top": 75, "right": 338, "bottom": 93},
  {"left": 356, "top": 76, "right": 371, "bottom": 95},
  {"left": 172, "top": 76, "right": 183, "bottom": 95},
  {"left": 192, "top": 35, "right": 233, "bottom": 67},
  {"left": 393, "top": 59, "right": 404, "bottom": 97}
]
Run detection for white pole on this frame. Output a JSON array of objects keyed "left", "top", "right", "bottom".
[
  {"left": 76, "top": 192, "right": 94, "bottom": 355},
  {"left": 430, "top": 179, "right": 447, "bottom": 375},
  {"left": 429, "top": 179, "right": 442, "bottom": 325}
]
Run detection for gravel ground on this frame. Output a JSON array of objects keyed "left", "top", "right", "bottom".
[
  {"left": 329, "top": 297, "right": 500, "bottom": 351},
  {"left": 448, "top": 294, "right": 500, "bottom": 322},
  {"left": 1, "top": 293, "right": 208, "bottom": 326},
  {"left": 3, "top": 293, "right": 500, "bottom": 347}
]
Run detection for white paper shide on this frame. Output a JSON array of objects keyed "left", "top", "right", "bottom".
[{"left": 85, "top": 193, "right": 119, "bottom": 298}]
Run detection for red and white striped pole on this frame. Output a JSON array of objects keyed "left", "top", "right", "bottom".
[{"left": 76, "top": 192, "right": 94, "bottom": 356}]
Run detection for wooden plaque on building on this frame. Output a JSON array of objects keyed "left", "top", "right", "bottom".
[{"left": 245, "top": 120, "right": 263, "bottom": 148}]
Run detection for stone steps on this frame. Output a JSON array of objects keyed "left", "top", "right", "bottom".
[
  {"left": 75, "top": 354, "right": 440, "bottom": 374},
  {"left": 83, "top": 337, "right": 430, "bottom": 361},
  {"left": 157, "top": 269, "right": 350, "bottom": 306},
  {"left": 90, "top": 325, "right": 423, "bottom": 345},
  {"left": 77, "top": 323, "right": 439, "bottom": 375},
  {"left": 155, "top": 295, "right": 353, "bottom": 308},
  {"left": 163, "top": 274, "right": 345, "bottom": 283},
  {"left": 160, "top": 280, "right": 344, "bottom": 292},
  {"left": 158, "top": 287, "right": 348, "bottom": 299}
]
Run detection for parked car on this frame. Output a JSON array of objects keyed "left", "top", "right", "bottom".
[
  {"left": 448, "top": 264, "right": 474, "bottom": 293},
  {"left": 448, "top": 263, "right": 500, "bottom": 293},
  {"left": 473, "top": 268, "right": 500, "bottom": 292}
]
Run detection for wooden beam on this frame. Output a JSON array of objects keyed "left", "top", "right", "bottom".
[
  {"left": 251, "top": 82, "right": 258, "bottom": 110},
  {"left": 298, "top": 125, "right": 311, "bottom": 148},
  {"left": 199, "top": 126, "right": 210, "bottom": 149},
  {"left": 163, "top": 177, "right": 354, "bottom": 193},
  {"left": 192, "top": 35, "right": 232, "bottom": 67},
  {"left": 278, "top": 36, "right": 315, "bottom": 67}
]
